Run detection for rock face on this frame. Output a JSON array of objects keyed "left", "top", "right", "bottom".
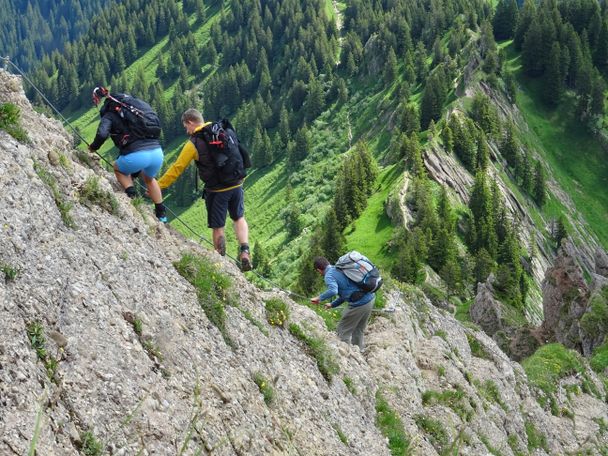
[
  {"left": 470, "top": 275, "right": 504, "bottom": 336},
  {"left": 596, "top": 248, "right": 608, "bottom": 277},
  {"left": 541, "top": 239, "right": 589, "bottom": 351},
  {"left": 1, "top": 70, "right": 608, "bottom": 455}
]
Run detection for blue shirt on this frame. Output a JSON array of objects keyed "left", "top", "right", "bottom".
[{"left": 318, "top": 266, "right": 374, "bottom": 308}]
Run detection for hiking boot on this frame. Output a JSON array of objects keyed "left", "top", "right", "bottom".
[
  {"left": 125, "top": 186, "right": 137, "bottom": 199},
  {"left": 155, "top": 203, "right": 167, "bottom": 223},
  {"left": 239, "top": 250, "right": 252, "bottom": 272}
]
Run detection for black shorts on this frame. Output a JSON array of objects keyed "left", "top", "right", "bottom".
[{"left": 205, "top": 186, "right": 245, "bottom": 228}]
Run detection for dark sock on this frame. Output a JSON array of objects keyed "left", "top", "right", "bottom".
[
  {"left": 125, "top": 186, "right": 137, "bottom": 199},
  {"left": 154, "top": 202, "right": 166, "bottom": 217},
  {"left": 240, "top": 243, "right": 250, "bottom": 252}
]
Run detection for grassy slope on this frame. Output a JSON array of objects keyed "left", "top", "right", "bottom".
[{"left": 503, "top": 43, "right": 608, "bottom": 248}]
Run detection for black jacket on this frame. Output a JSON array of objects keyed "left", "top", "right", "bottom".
[{"left": 90, "top": 101, "right": 160, "bottom": 155}]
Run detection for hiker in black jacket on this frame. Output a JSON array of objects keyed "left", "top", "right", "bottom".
[{"left": 88, "top": 86, "right": 167, "bottom": 222}]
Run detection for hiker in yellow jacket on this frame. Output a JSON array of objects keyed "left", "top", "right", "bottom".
[{"left": 158, "top": 108, "right": 252, "bottom": 271}]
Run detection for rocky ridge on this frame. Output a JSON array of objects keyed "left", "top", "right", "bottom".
[{"left": 1, "top": 70, "right": 607, "bottom": 455}]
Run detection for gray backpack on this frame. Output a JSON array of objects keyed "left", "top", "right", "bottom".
[{"left": 335, "top": 251, "right": 383, "bottom": 293}]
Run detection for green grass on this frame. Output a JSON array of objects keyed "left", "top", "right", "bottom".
[
  {"left": 466, "top": 333, "right": 491, "bottom": 360},
  {"left": 264, "top": 298, "right": 290, "bottom": 327},
  {"left": 475, "top": 379, "right": 507, "bottom": 412},
  {"left": 345, "top": 164, "right": 401, "bottom": 271},
  {"left": 421, "top": 386, "right": 472, "bottom": 421},
  {"left": 0, "top": 102, "right": 29, "bottom": 142},
  {"left": 343, "top": 376, "right": 357, "bottom": 395},
  {"left": 253, "top": 372, "right": 274, "bottom": 406},
  {"left": 79, "top": 175, "right": 120, "bottom": 216},
  {"left": 591, "top": 342, "right": 608, "bottom": 373},
  {"left": 26, "top": 322, "right": 58, "bottom": 382},
  {"left": 521, "top": 343, "right": 584, "bottom": 402},
  {"left": 333, "top": 423, "right": 348, "bottom": 445},
  {"left": 1, "top": 262, "right": 20, "bottom": 282},
  {"left": 580, "top": 286, "right": 608, "bottom": 344},
  {"left": 173, "top": 253, "right": 235, "bottom": 348},
  {"left": 376, "top": 392, "right": 411, "bottom": 456},
  {"left": 33, "top": 161, "right": 75, "bottom": 228},
  {"left": 414, "top": 414, "right": 448, "bottom": 454},
  {"left": 524, "top": 420, "right": 548, "bottom": 453},
  {"left": 288, "top": 322, "right": 339, "bottom": 381},
  {"left": 455, "top": 299, "right": 473, "bottom": 323},
  {"left": 80, "top": 430, "right": 103, "bottom": 456}
]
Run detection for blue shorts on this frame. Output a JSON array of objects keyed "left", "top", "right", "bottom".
[
  {"left": 115, "top": 148, "right": 164, "bottom": 177},
  {"left": 205, "top": 186, "right": 245, "bottom": 228}
]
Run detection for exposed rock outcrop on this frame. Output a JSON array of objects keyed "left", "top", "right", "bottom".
[
  {"left": 541, "top": 239, "right": 589, "bottom": 351},
  {"left": 596, "top": 248, "right": 608, "bottom": 277},
  {"left": 470, "top": 275, "right": 505, "bottom": 337}
]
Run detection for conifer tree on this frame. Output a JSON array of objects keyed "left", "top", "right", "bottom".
[
  {"left": 392, "top": 231, "right": 422, "bottom": 284},
  {"left": 554, "top": 216, "right": 568, "bottom": 249},
  {"left": 441, "top": 259, "right": 462, "bottom": 298},
  {"left": 504, "top": 71, "right": 517, "bottom": 103},
  {"left": 401, "top": 104, "right": 420, "bottom": 136},
  {"left": 474, "top": 248, "right": 495, "bottom": 284},
  {"left": 521, "top": 151, "right": 533, "bottom": 195},
  {"left": 195, "top": 0, "right": 206, "bottom": 23},
  {"left": 471, "top": 92, "right": 499, "bottom": 138},
  {"left": 514, "top": 0, "right": 537, "bottom": 51},
  {"left": 284, "top": 185, "right": 302, "bottom": 240},
  {"left": 590, "top": 72, "right": 606, "bottom": 116},
  {"left": 451, "top": 116, "right": 477, "bottom": 172},
  {"left": 305, "top": 77, "right": 325, "bottom": 121},
  {"left": 287, "top": 126, "right": 310, "bottom": 168},
  {"left": 253, "top": 241, "right": 271, "bottom": 276},
  {"left": 476, "top": 131, "right": 490, "bottom": 172},
  {"left": 278, "top": 105, "right": 291, "bottom": 148},
  {"left": 384, "top": 47, "right": 398, "bottom": 83},
  {"left": 469, "top": 171, "right": 498, "bottom": 257},
  {"left": 593, "top": 19, "right": 608, "bottom": 73},
  {"left": 442, "top": 124, "right": 454, "bottom": 153},
  {"left": 296, "top": 240, "right": 323, "bottom": 295},
  {"left": 501, "top": 122, "right": 520, "bottom": 170},
  {"left": 493, "top": 0, "right": 519, "bottom": 41},
  {"left": 522, "top": 18, "right": 544, "bottom": 76},
  {"left": 543, "top": 42, "right": 563, "bottom": 106},
  {"left": 320, "top": 208, "right": 345, "bottom": 263},
  {"left": 533, "top": 161, "right": 547, "bottom": 207}
]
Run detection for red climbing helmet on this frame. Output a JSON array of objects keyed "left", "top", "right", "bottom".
[{"left": 92, "top": 86, "right": 109, "bottom": 106}]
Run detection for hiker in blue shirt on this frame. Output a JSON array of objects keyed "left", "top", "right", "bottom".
[{"left": 310, "top": 256, "right": 375, "bottom": 350}]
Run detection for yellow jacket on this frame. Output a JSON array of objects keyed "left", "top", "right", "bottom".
[{"left": 157, "top": 123, "right": 210, "bottom": 190}]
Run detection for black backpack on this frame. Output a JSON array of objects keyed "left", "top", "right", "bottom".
[
  {"left": 108, "top": 93, "right": 161, "bottom": 140},
  {"left": 196, "top": 119, "right": 251, "bottom": 185}
]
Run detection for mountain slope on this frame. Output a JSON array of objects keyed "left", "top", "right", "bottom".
[{"left": 2, "top": 69, "right": 608, "bottom": 456}]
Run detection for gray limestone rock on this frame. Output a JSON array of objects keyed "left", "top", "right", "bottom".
[{"left": 470, "top": 275, "right": 505, "bottom": 336}]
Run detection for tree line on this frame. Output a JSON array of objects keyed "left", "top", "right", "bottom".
[
  {"left": 0, "top": 0, "right": 113, "bottom": 71},
  {"left": 496, "top": 0, "right": 606, "bottom": 116}
]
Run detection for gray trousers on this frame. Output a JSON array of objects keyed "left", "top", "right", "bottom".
[{"left": 336, "top": 298, "right": 374, "bottom": 349}]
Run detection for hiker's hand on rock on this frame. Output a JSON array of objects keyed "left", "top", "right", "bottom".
[
  {"left": 310, "top": 297, "right": 320, "bottom": 304},
  {"left": 324, "top": 303, "right": 332, "bottom": 309}
]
